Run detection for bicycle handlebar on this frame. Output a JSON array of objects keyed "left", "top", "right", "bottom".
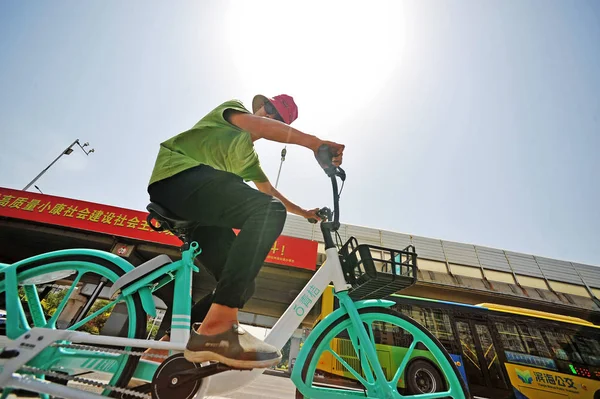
[{"left": 309, "top": 144, "right": 345, "bottom": 246}]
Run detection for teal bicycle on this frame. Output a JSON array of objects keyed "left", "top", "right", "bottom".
[{"left": 0, "top": 146, "right": 469, "bottom": 398}]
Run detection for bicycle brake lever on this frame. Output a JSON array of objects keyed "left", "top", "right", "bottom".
[
  {"left": 307, "top": 208, "right": 331, "bottom": 224},
  {"left": 336, "top": 167, "right": 346, "bottom": 181}
]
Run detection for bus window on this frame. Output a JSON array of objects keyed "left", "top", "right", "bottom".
[
  {"left": 396, "top": 304, "right": 456, "bottom": 352},
  {"left": 495, "top": 321, "right": 526, "bottom": 353},
  {"left": 371, "top": 321, "right": 406, "bottom": 347},
  {"left": 516, "top": 325, "right": 552, "bottom": 358},
  {"left": 393, "top": 305, "right": 421, "bottom": 348},
  {"left": 544, "top": 330, "right": 583, "bottom": 363},
  {"left": 429, "top": 309, "right": 456, "bottom": 350},
  {"left": 475, "top": 324, "right": 507, "bottom": 390},
  {"left": 456, "top": 321, "right": 485, "bottom": 386},
  {"left": 573, "top": 334, "right": 600, "bottom": 366},
  {"left": 396, "top": 303, "right": 426, "bottom": 327}
]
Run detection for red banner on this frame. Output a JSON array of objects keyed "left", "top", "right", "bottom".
[{"left": 0, "top": 187, "right": 318, "bottom": 271}]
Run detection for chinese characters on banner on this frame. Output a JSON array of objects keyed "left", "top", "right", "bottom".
[{"left": 0, "top": 187, "right": 318, "bottom": 271}]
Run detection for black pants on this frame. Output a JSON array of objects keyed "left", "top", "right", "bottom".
[{"left": 148, "top": 165, "right": 286, "bottom": 337}]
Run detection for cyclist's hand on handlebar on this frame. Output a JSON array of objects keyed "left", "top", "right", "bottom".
[
  {"left": 315, "top": 140, "right": 345, "bottom": 167},
  {"left": 302, "top": 208, "right": 322, "bottom": 222}
]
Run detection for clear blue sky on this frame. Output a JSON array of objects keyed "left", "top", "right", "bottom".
[{"left": 1, "top": 1, "right": 599, "bottom": 266}]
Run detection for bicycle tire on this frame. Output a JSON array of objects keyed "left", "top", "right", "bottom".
[
  {"left": 297, "top": 307, "right": 469, "bottom": 399},
  {"left": 1, "top": 253, "right": 147, "bottom": 396}
]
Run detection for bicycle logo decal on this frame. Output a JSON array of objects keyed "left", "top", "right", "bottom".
[{"left": 293, "top": 285, "right": 321, "bottom": 316}]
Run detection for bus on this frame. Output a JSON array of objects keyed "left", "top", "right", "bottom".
[{"left": 311, "top": 286, "right": 600, "bottom": 398}]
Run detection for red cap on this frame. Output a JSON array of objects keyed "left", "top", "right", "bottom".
[{"left": 252, "top": 94, "right": 298, "bottom": 124}]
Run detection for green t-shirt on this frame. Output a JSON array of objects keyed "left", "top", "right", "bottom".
[{"left": 148, "top": 100, "right": 268, "bottom": 186}]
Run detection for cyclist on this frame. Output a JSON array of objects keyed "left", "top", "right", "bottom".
[{"left": 146, "top": 94, "right": 344, "bottom": 369}]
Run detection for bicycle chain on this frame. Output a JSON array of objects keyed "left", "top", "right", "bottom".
[
  {"left": 21, "top": 365, "right": 150, "bottom": 398},
  {"left": 16, "top": 342, "right": 172, "bottom": 398},
  {"left": 51, "top": 342, "right": 171, "bottom": 359}
]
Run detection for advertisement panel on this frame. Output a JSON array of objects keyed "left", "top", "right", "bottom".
[{"left": 505, "top": 363, "right": 600, "bottom": 399}]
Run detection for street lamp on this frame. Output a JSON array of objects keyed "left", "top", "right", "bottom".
[
  {"left": 23, "top": 139, "right": 95, "bottom": 191},
  {"left": 76, "top": 141, "right": 95, "bottom": 156},
  {"left": 275, "top": 146, "right": 287, "bottom": 189}
]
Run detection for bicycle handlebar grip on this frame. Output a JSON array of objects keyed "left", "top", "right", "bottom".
[
  {"left": 315, "top": 144, "right": 337, "bottom": 176},
  {"left": 307, "top": 208, "right": 330, "bottom": 224}
]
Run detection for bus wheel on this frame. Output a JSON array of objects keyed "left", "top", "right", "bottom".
[{"left": 406, "top": 360, "right": 444, "bottom": 394}]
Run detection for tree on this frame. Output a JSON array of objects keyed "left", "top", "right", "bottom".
[
  {"left": 279, "top": 338, "right": 292, "bottom": 368},
  {"left": 146, "top": 317, "right": 160, "bottom": 339},
  {"left": 39, "top": 289, "right": 111, "bottom": 334},
  {"left": 78, "top": 299, "right": 111, "bottom": 334},
  {"left": 40, "top": 289, "right": 67, "bottom": 317}
]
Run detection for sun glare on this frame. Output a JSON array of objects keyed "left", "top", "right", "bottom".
[{"left": 224, "top": 1, "right": 406, "bottom": 130}]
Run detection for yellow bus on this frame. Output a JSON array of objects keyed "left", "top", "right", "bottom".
[{"left": 312, "top": 286, "right": 600, "bottom": 398}]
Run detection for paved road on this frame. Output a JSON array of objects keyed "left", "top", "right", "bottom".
[
  {"left": 4, "top": 372, "right": 296, "bottom": 399},
  {"left": 208, "top": 373, "right": 296, "bottom": 399}
]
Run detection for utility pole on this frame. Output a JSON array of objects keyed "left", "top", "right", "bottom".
[
  {"left": 23, "top": 139, "right": 95, "bottom": 191},
  {"left": 275, "top": 146, "right": 287, "bottom": 189}
]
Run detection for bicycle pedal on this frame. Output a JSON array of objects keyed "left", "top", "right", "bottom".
[
  {"left": 196, "top": 360, "right": 253, "bottom": 371},
  {"left": 151, "top": 354, "right": 235, "bottom": 398}
]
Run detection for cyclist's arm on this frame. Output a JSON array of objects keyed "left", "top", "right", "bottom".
[
  {"left": 227, "top": 112, "right": 320, "bottom": 151},
  {"left": 254, "top": 180, "right": 318, "bottom": 220}
]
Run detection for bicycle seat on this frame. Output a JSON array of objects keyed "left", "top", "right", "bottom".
[{"left": 147, "top": 202, "right": 196, "bottom": 231}]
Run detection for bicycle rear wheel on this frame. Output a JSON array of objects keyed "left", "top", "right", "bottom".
[
  {"left": 0, "top": 253, "right": 147, "bottom": 396},
  {"left": 295, "top": 307, "right": 468, "bottom": 399}
]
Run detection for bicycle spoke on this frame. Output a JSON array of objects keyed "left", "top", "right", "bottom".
[
  {"left": 5, "top": 276, "right": 30, "bottom": 336},
  {"left": 392, "top": 338, "right": 418, "bottom": 386},
  {"left": 350, "top": 320, "right": 395, "bottom": 396},
  {"left": 46, "top": 273, "right": 83, "bottom": 328},
  {"left": 347, "top": 324, "right": 376, "bottom": 384},
  {"left": 326, "top": 347, "right": 369, "bottom": 386},
  {"left": 68, "top": 298, "right": 119, "bottom": 331},
  {"left": 366, "top": 321, "right": 376, "bottom": 346},
  {"left": 17, "top": 294, "right": 29, "bottom": 332},
  {"left": 23, "top": 284, "right": 47, "bottom": 326},
  {"left": 363, "top": 321, "right": 393, "bottom": 390}
]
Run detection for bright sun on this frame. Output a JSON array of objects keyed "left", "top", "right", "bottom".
[{"left": 223, "top": 1, "right": 407, "bottom": 131}]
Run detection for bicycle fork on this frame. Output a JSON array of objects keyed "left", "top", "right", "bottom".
[{"left": 338, "top": 293, "right": 397, "bottom": 399}]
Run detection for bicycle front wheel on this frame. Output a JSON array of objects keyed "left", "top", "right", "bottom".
[{"left": 296, "top": 307, "right": 468, "bottom": 399}]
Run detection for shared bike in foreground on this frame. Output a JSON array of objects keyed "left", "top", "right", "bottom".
[{"left": 0, "top": 146, "right": 469, "bottom": 398}]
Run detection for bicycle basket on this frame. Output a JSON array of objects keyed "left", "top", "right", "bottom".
[{"left": 338, "top": 236, "right": 418, "bottom": 300}]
